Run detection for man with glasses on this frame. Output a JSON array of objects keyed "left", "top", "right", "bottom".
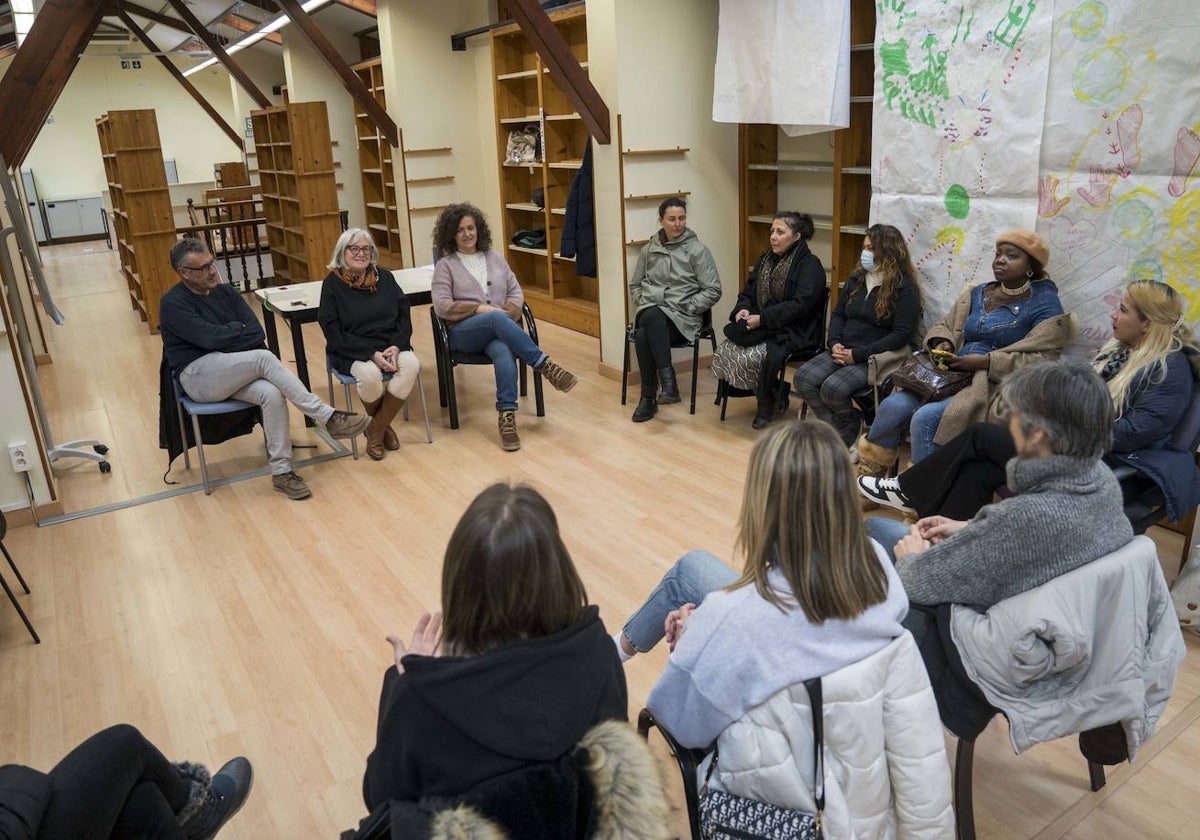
[{"left": 160, "top": 238, "right": 369, "bottom": 500}]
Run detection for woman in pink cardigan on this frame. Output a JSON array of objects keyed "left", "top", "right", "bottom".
[{"left": 431, "top": 203, "right": 578, "bottom": 451}]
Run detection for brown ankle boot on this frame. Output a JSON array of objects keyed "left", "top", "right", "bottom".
[
  {"left": 498, "top": 410, "right": 521, "bottom": 451},
  {"left": 360, "top": 395, "right": 386, "bottom": 460},
  {"left": 538, "top": 358, "right": 578, "bottom": 392},
  {"left": 378, "top": 393, "right": 404, "bottom": 451},
  {"left": 856, "top": 434, "right": 898, "bottom": 511}
]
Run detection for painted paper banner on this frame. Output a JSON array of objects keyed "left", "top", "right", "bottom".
[
  {"left": 1037, "top": 0, "right": 1200, "bottom": 357},
  {"left": 871, "top": 0, "right": 1054, "bottom": 322}
]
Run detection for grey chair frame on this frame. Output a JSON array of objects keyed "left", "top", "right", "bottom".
[{"left": 326, "top": 358, "right": 434, "bottom": 459}]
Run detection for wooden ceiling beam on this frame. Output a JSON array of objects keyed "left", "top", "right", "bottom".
[
  {"left": 219, "top": 14, "right": 282, "bottom": 45},
  {"left": 273, "top": 0, "right": 398, "bottom": 147},
  {"left": 107, "top": 1, "right": 189, "bottom": 33},
  {"left": 329, "top": 0, "right": 374, "bottom": 16},
  {"left": 504, "top": 0, "right": 610, "bottom": 144},
  {"left": 119, "top": 11, "right": 244, "bottom": 152},
  {"left": 0, "top": 0, "right": 104, "bottom": 165},
  {"left": 164, "top": 0, "right": 271, "bottom": 108}
]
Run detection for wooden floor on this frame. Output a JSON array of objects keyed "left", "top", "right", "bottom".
[{"left": 2, "top": 244, "right": 1197, "bottom": 839}]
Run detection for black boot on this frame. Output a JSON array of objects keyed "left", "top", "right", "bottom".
[
  {"left": 632, "top": 395, "right": 658, "bottom": 422},
  {"left": 775, "top": 382, "right": 792, "bottom": 416},
  {"left": 752, "top": 391, "right": 774, "bottom": 429},
  {"left": 657, "top": 367, "right": 681, "bottom": 404}
]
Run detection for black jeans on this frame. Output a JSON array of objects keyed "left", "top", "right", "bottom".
[
  {"left": 898, "top": 421, "right": 1015, "bottom": 519},
  {"left": 634, "top": 306, "right": 685, "bottom": 395},
  {"left": 38, "top": 724, "right": 191, "bottom": 840}
]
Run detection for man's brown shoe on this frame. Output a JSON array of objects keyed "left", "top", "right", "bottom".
[
  {"left": 324, "top": 409, "right": 370, "bottom": 438},
  {"left": 498, "top": 410, "right": 521, "bottom": 451},
  {"left": 537, "top": 358, "right": 578, "bottom": 392},
  {"left": 272, "top": 471, "right": 312, "bottom": 500}
]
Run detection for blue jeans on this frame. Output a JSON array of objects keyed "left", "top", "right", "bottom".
[
  {"left": 447, "top": 311, "right": 546, "bottom": 411},
  {"left": 867, "top": 390, "right": 950, "bottom": 462},
  {"left": 621, "top": 550, "right": 737, "bottom": 652},
  {"left": 866, "top": 517, "right": 910, "bottom": 564}
]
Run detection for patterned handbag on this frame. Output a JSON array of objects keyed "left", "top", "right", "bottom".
[{"left": 697, "top": 679, "right": 824, "bottom": 840}]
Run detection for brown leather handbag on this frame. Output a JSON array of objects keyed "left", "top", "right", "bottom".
[{"left": 890, "top": 350, "right": 972, "bottom": 402}]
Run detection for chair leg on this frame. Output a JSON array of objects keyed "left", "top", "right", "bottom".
[
  {"left": 342, "top": 383, "right": 359, "bottom": 460},
  {"left": 719, "top": 381, "right": 729, "bottom": 421},
  {"left": 533, "top": 366, "right": 545, "bottom": 417},
  {"left": 954, "top": 738, "right": 976, "bottom": 840},
  {"left": 327, "top": 369, "right": 336, "bottom": 408},
  {"left": 622, "top": 327, "right": 632, "bottom": 406},
  {"left": 1088, "top": 760, "right": 1106, "bottom": 792},
  {"left": 1, "top": 542, "right": 31, "bottom": 594},
  {"left": 175, "top": 397, "right": 191, "bottom": 471},
  {"left": 415, "top": 370, "right": 433, "bottom": 443},
  {"left": 637, "top": 709, "right": 702, "bottom": 840},
  {"left": 190, "top": 413, "right": 212, "bottom": 495},
  {"left": 0, "top": 567, "right": 39, "bottom": 644},
  {"left": 519, "top": 358, "right": 528, "bottom": 397},
  {"left": 446, "top": 364, "right": 460, "bottom": 430},
  {"left": 689, "top": 337, "right": 700, "bottom": 415}
]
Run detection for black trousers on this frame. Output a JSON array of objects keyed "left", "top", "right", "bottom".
[
  {"left": 38, "top": 724, "right": 190, "bottom": 840},
  {"left": 898, "top": 421, "right": 1016, "bottom": 519},
  {"left": 633, "top": 306, "right": 685, "bottom": 395},
  {"left": 754, "top": 339, "right": 794, "bottom": 417}
]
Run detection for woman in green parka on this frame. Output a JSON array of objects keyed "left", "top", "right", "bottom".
[{"left": 628, "top": 197, "right": 723, "bottom": 422}]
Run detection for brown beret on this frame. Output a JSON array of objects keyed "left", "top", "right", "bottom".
[{"left": 995, "top": 229, "right": 1050, "bottom": 268}]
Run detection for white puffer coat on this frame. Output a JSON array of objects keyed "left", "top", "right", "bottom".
[{"left": 708, "top": 632, "right": 955, "bottom": 840}]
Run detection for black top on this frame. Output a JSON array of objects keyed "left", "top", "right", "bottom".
[
  {"left": 827, "top": 273, "right": 922, "bottom": 362},
  {"left": 159, "top": 282, "right": 266, "bottom": 373},
  {"left": 318, "top": 269, "right": 413, "bottom": 376},
  {"left": 362, "top": 606, "right": 628, "bottom": 809},
  {"left": 731, "top": 239, "right": 826, "bottom": 352}
]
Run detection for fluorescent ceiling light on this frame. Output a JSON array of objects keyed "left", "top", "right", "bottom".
[
  {"left": 11, "top": 0, "right": 35, "bottom": 47},
  {"left": 181, "top": 0, "right": 330, "bottom": 77}
]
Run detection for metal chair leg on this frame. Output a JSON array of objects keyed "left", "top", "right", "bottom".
[
  {"left": 1, "top": 541, "right": 31, "bottom": 594},
  {"left": 190, "top": 413, "right": 212, "bottom": 495},
  {"left": 342, "top": 382, "right": 359, "bottom": 460},
  {"left": 415, "top": 370, "right": 433, "bottom": 443},
  {"left": 689, "top": 336, "right": 701, "bottom": 415},
  {"left": 532, "top": 366, "right": 545, "bottom": 417},
  {"left": 0, "top": 567, "right": 39, "bottom": 644},
  {"left": 446, "top": 363, "right": 460, "bottom": 430},
  {"left": 175, "top": 394, "right": 191, "bottom": 471},
  {"left": 954, "top": 737, "right": 976, "bottom": 840},
  {"left": 1088, "top": 760, "right": 1106, "bottom": 791},
  {"left": 622, "top": 325, "right": 633, "bottom": 406}
]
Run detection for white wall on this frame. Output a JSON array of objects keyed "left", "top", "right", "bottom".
[
  {"left": 377, "top": 0, "right": 495, "bottom": 266},
  {"left": 19, "top": 45, "right": 243, "bottom": 198},
  {"left": 224, "top": 47, "right": 287, "bottom": 184},
  {"left": 281, "top": 28, "right": 364, "bottom": 228}
]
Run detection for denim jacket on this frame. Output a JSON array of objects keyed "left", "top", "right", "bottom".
[{"left": 959, "top": 279, "right": 1064, "bottom": 356}]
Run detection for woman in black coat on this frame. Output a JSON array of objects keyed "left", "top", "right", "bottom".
[
  {"left": 318, "top": 228, "right": 420, "bottom": 461},
  {"left": 710, "top": 211, "right": 826, "bottom": 428}
]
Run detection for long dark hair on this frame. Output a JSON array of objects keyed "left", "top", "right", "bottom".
[
  {"left": 432, "top": 202, "right": 493, "bottom": 257},
  {"left": 441, "top": 483, "right": 588, "bottom": 656},
  {"left": 852, "top": 223, "right": 920, "bottom": 320}
]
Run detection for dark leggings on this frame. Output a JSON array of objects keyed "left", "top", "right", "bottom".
[
  {"left": 38, "top": 724, "right": 191, "bottom": 840},
  {"left": 898, "top": 422, "right": 1016, "bottom": 519},
  {"left": 634, "top": 306, "right": 685, "bottom": 394}
]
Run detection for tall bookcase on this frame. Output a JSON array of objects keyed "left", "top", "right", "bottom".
[
  {"left": 490, "top": 6, "right": 599, "bottom": 337},
  {"left": 95, "top": 108, "right": 177, "bottom": 333},
  {"left": 737, "top": 0, "right": 875, "bottom": 307},
  {"left": 350, "top": 58, "right": 405, "bottom": 268},
  {"left": 251, "top": 102, "right": 342, "bottom": 284}
]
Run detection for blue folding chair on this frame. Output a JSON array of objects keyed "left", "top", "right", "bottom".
[
  {"left": 326, "top": 356, "right": 433, "bottom": 459},
  {"left": 172, "top": 374, "right": 263, "bottom": 495}
]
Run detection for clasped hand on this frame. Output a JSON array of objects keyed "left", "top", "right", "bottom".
[
  {"left": 830, "top": 343, "right": 854, "bottom": 366},
  {"left": 373, "top": 346, "right": 401, "bottom": 373},
  {"left": 386, "top": 612, "right": 443, "bottom": 674},
  {"left": 734, "top": 310, "right": 761, "bottom": 330},
  {"left": 664, "top": 603, "right": 696, "bottom": 652},
  {"left": 893, "top": 515, "right": 968, "bottom": 559}
]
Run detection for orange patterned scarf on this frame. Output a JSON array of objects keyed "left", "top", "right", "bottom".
[{"left": 335, "top": 265, "right": 378, "bottom": 293}]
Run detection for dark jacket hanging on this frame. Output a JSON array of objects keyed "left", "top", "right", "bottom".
[
  {"left": 158, "top": 353, "right": 258, "bottom": 476},
  {"left": 559, "top": 139, "right": 596, "bottom": 278}
]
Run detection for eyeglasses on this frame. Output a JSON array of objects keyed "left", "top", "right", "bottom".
[
  {"left": 181, "top": 260, "right": 216, "bottom": 274},
  {"left": 345, "top": 245, "right": 372, "bottom": 256}
]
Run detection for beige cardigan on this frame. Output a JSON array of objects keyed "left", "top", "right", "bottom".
[{"left": 431, "top": 251, "right": 524, "bottom": 324}]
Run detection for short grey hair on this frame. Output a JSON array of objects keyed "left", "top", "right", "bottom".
[
  {"left": 999, "top": 361, "right": 1113, "bottom": 458},
  {"left": 170, "top": 236, "right": 209, "bottom": 270},
  {"left": 327, "top": 228, "right": 377, "bottom": 270}
]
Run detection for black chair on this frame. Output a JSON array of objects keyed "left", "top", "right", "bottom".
[
  {"left": 429, "top": 303, "right": 545, "bottom": 430},
  {"left": 0, "top": 509, "right": 40, "bottom": 644},
  {"left": 637, "top": 708, "right": 704, "bottom": 840},
  {"left": 716, "top": 286, "right": 830, "bottom": 421},
  {"left": 1114, "top": 386, "right": 1200, "bottom": 536},
  {"left": 621, "top": 309, "right": 717, "bottom": 415}
]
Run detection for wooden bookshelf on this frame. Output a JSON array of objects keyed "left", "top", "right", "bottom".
[
  {"left": 250, "top": 102, "right": 342, "bottom": 285},
  {"left": 349, "top": 57, "right": 405, "bottom": 269},
  {"left": 214, "top": 161, "right": 249, "bottom": 187},
  {"left": 737, "top": 0, "right": 875, "bottom": 306},
  {"left": 95, "top": 108, "right": 177, "bottom": 333},
  {"left": 491, "top": 6, "right": 599, "bottom": 337}
]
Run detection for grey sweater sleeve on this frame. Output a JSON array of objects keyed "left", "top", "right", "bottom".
[{"left": 896, "top": 504, "right": 1017, "bottom": 607}]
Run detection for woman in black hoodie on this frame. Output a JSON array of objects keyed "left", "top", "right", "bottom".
[{"left": 362, "top": 483, "right": 628, "bottom": 811}]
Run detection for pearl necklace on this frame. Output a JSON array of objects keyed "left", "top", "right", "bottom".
[{"left": 1000, "top": 279, "right": 1032, "bottom": 297}]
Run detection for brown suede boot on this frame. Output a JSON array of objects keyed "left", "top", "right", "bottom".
[
  {"left": 498, "top": 410, "right": 521, "bottom": 451},
  {"left": 360, "top": 395, "right": 386, "bottom": 460},
  {"left": 376, "top": 393, "right": 405, "bottom": 451},
  {"left": 537, "top": 358, "right": 578, "bottom": 392},
  {"left": 856, "top": 434, "right": 898, "bottom": 511}
]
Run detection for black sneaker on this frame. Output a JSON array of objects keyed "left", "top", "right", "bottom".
[
  {"left": 856, "top": 475, "right": 914, "bottom": 512},
  {"left": 185, "top": 757, "right": 253, "bottom": 840}
]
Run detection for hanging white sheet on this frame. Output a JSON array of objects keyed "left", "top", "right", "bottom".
[{"left": 713, "top": 0, "right": 849, "bottom": 137}]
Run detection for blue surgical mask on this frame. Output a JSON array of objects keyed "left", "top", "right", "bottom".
[{"left": 860, "top": 250, "right": 876, "bottom": 272}]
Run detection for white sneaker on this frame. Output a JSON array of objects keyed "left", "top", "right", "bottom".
[{"left": 857, "top": 475, "right": 913, "bottom": 512}]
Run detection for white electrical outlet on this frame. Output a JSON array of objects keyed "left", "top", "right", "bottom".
[{"left": 8, "top": 441, "right": 31, "bottom": 473}]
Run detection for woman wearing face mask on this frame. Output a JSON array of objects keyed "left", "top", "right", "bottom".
[
  {"left": 627, "top": 197, "right": 723, "bottom": 422},
  {"left": 857, "top": 230, "right": 1071, "bottom": 485},
  {"left": 858, "top": 280, "right": 1200, "bottom": 523},
  {"left": 793, "top": 223, "right": 922, "bottom": 448},
  {"left": 710, "top": 211, "right": 827, "bottom": 428}
]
